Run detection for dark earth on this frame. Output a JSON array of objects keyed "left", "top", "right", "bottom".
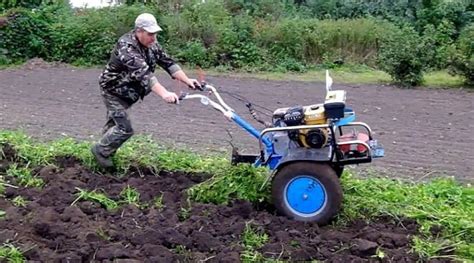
[
  {"left": 0, "top": 145, "right": 422, "bottom": 262},
  {"left": 0, "top": 59, "right": 473, "bottom": 182}
]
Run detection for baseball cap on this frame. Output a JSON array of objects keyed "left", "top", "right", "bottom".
[{"left": 135, "top": 13, "right": 162, "bottom": 33}]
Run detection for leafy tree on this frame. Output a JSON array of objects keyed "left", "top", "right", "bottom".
[
  {"left": 449, "top": 24, "right": 474, "bottom": 85},
  {"left": 0, "top": 0, "right": 68, "bottom": 11}
]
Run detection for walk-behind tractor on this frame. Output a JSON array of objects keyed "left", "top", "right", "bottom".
[{"left": 180, "top": 72, "right": 384, "bottom": 225}]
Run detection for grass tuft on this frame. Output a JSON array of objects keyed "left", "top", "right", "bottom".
[
  {"left": 71, "top": 188, "right": 118, "bottom": 211},
  {"left": 241, "top": 223, "right": 269, "bottom": 262},
  {"left": 0, "top": 244, "right": 24, "bottom": 263}
]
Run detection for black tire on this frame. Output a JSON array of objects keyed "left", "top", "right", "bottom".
[{"left": 272, "top": 162, "right": 343, "bottom": 225}]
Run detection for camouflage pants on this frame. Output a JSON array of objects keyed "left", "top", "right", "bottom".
[{"left": 96, "top": 91, "right": 134, "bottom": 157}]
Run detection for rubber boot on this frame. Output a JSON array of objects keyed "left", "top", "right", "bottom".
[{"left": 91, "top": 144, "right": 114, "bottom": 168}]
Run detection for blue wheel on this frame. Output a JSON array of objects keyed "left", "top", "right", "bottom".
[
  {"left": 285, "top": 176, "right": 327, "bottom": 217},
  {"left": 272, "top": 162, "right": 342, "bottom": 224}
]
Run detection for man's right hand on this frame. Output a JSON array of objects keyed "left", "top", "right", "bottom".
[{"left": 161, "top": 91, "right": 179, "bottom": 103}]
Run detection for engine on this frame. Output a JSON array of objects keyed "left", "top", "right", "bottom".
[{"left": 272, "top": 104, "right": 329, "bottom": 149}]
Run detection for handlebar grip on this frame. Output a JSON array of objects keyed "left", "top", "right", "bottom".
[
  {"left": 195, "top": 82, "right": 205, "bottom": 91},
  {"left": 178, "top": 92, "right": 188, "bottom": 100},
  {"left": 188, "top": 82, "right": 205, "bottom": 91}
]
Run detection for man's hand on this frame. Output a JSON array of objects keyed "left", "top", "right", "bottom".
[
  {"left": 187, "top": 79, "right": 202, "bottom": 90},
  {"left": 171, "top": 70, "right": 202, "bottom": 90},
  {"left": 160, "top": 90, "right": 179, "bottom": 103}
]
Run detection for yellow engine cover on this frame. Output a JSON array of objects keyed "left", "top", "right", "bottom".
[
  {"left": 299, "top": 104, "right": 329, "bottom": 148},
  {"left": 303, "top": 104, "right": 327, "bottom": 125}
]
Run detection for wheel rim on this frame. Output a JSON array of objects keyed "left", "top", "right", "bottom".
[{"left": 284, "top": 175, "right": 327, "bottom": 217}]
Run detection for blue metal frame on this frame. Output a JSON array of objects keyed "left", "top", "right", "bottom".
[
  {"left": 229, "top": 111, "right": 357, "bottom": 171},
  {"left": 230, "top": 113, "right": 280, "bottom": 169}
]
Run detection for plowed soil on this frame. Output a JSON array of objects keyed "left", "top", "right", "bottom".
[
  {"left": 0, "top": 146, "right": 422, "bottom": 262},
  {"left": 0, "top": 60, "right": 473, "bottom": 182}
]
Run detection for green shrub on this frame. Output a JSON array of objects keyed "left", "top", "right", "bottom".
[
  {"left": 415, "top": 0, "right": 473, "bottom": 34},
  {"left": 162, "top": 1, "right": 231, "bottom": 47},
  {"left": 298, "top": 0, "right": 473, "bottom": 32},
  {"left": 49, "top": 8, "right": 116, "bottom": 65},
  {"left": 448, "top": 24, "right": 474, "bottom": 85},
  {"left": 257, "top": 18, "right": 395, "bottom": 66},
  {"left": 214, "top": 14, "right": 265, "bottom": 68},
  {"left": 274, "top": 56, "right": 307, "bottom": 72},
  {"left": 175, "top": 40, "right": 213, "bottom": 67},
  {"left": 256, "top": 18, "right": 307, "bottom": 62},
  {"left": 50, "top": 5, "right": 157, "bottom": 65},
  {"left": 377, "top": 25, "right": 428, "bottom": 87},
  {"left": 0, "top": 7, "right": 54, "bottom": 61},
  {"left": 421, "top": 19, "right": 457, "bottom": 70},
  {"left": 1, "top": 0, "right": 45, "bottom": 11},
  {"left": 222, "top": 0, "right": 289, "bottom": 20}
]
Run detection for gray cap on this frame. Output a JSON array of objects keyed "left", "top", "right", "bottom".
[{"left": 135, "top": 13, "right": 162, "bottom": 33}]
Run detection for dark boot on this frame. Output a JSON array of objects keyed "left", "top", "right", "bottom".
[{"left": 91, "top": 144, "right": 114, "bottom": 168}]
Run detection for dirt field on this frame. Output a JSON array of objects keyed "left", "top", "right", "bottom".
[
  {"left": 0, "top": 147, "right": 421, "bottom": 262},
  {"left": 0, "top": 61, "right": 473, "bottom": 182}
]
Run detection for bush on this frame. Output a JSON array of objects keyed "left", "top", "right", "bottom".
[
  {"left": 274, "top": 57, "right": 307, "bottom": 72},
  {"left": 449, "top": 25, "right": 474, "bottom": 85},
  {"left": 421, "top": 19, "right": 456, "bottom": 70},
  {"left": 175, "top": 40, "right": 214, "bottom": 67},
  {"left": 49, "top": 9, "right": 116, "bottom": 64},
  {"left": 50, "top": 5, "right": 158, "bottom": 65},
  {"left": 0, "top": 7, "right": 54, "bottom": 62},
  {"left": 415, "top": 0, "right": 473, "bottom": 35},
  {"left": 377, "top": 25, "right": 428, "bottom": 87},
  {"left": 1, "top": 0, "right": 44, "bottom": 11},
  {"left": 222, "top": 0, "right": 289, "bottom": 20},
  {"left": 214, "top": 14, "right": 265, "bottom": 68},
  {"left": 257, "top": 18, "right": 395, "bottom": 66},
  {"left": 162, "top": 1, "right": 231, "bottom": 47}
]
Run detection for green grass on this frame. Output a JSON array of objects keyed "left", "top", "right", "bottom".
[
  {"left": 0, "top": 244, "right": 24, "bottom": 263},
  {"left": 205, "top": 64, "right": 391, "bottom": 84},
  {"left": 71, "top": 185, "right": 163, "bottom": 210},
  {"left": 0, "top": 176, "right": 5, "bottom": 196},
  {"left": 339, "top": 174, "right": 474, "bottom": 261},
  {"left": 71, "top": 188, "right": 119, "bottom": 210},
  {"left": 187, "top": 164, "right": 270, "bottom": 205},
  {"left": 424, "top": 71, "right": 467, "bottom": 88},
  {"left": 201, "top": 65, "right": 469, "bottom": 89},
  {"left": 119, "top": 185, "right": 140, "bottom": 206},
  {"left": 6, "top": 164, "right": 44, "bottom": 188},
  {"left": 152, "top": 194, "right": 165, "bottom": 210},
  {"left": 11, "top": 196, "right": 27, "bottom": 208},
  {"left": 241, "top": 223, "right": 269, "bottom": 262},
  {"left": 0, "top": 129, "right": 473, "bottom": 261}
]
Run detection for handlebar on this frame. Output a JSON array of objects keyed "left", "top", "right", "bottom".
[
  {"left": 179, "top": 82, "right": 234, "bottom": 114},
  {"left": 179, "top": 81, "right": 275, "bottom": 154}
]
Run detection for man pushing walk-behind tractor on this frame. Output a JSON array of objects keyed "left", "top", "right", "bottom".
[
  {"left": 178, "top": 71, "right": 384, "bottom": 225},
  {"left": 92, "top": 13, "right": 384, "bottom": 225}
]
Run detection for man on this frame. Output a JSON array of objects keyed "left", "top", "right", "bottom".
[{"left": 91, "top": 13, "right": 200, "bottom": 168}]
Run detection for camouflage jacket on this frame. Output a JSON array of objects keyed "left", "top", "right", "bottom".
[{"left": 99, "top": 30, "right": 181, "bottom": 104}]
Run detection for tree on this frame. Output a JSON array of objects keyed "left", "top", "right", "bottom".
[{"left": 1, "top": 0, "right": 69, "bottom": 11}]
